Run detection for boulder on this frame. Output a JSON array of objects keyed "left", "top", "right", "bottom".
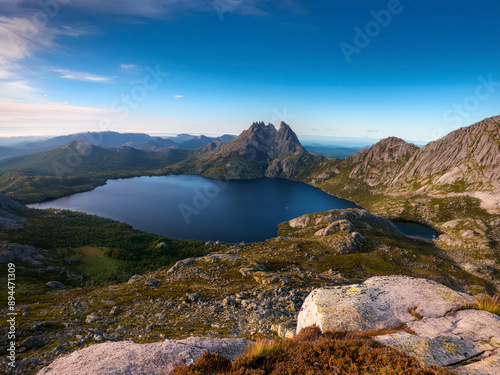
[
  {"left": 297, "top": 276, "right": 500, "bottom": 373},
  {"left": 127, "top": 274, "right": 143, "bottom": 284},
  {"left": 289, "top": 215, "right": 310, "bottom": 228},
  {"left": 297, "top": 275, "right": 473, "bottom": 333},
  {"left": 145, "top": 280, "right": 159, "bottom": 287},
  {"left": 37, "top": 337, "right": 251, "bottom": 375},
  {"left": 21, "top": 336, "right": 48, "bottom": 349}
]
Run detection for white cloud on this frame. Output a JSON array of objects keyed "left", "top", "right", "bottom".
[
  {"left": 53, "top": 69, "right": 114, "bottom": 84},
  {"left": 173, "top": 95, "right": 183, "bottom": 98},
  {"left": 0, "top": 98, "right": 109, "bottom": 122}
]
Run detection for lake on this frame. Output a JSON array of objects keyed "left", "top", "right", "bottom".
[{"left": 28, "top": 175, "right": 435, "bottom": 242}]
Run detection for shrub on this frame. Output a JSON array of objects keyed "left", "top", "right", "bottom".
[{"left": 172, "top": 326, "right": 455, "bottom": 374}]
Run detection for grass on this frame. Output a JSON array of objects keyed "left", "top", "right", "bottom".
[
  {"left": 172, "top": 326, "right": 454, "bottom": 375},
  {"left": 408, "top": 306, "right": 424, "bottom": 321},
  {"left": 247, "top": 338, "right": 278, "bottom": 360},
  {"left": 474, "top": 293, "right": 500, "bottom": 315}
]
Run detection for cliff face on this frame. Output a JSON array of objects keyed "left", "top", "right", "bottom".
[
  {"left": 327, "top": 116, "right": 500, "bottom": 212},
  {"left": 395, "top": 116, "right": 500, "bottom": 188}
]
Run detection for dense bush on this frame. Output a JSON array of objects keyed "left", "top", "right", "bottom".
[
  {"left": 173, "top": 327, "right": 454, "bottom": 375},
  {"left": 7, "top": 208, "right": 210, "bottom": 277}
]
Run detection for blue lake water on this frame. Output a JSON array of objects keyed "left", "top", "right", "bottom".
[{"left": 28, "top": 175, "right": 435, "bottom": 242}]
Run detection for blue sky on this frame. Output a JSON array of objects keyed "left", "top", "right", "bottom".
[{"left": 0, "top": 0, "right": 499, "bottom": 142}]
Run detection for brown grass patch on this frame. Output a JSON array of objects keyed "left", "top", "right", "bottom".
[{"left": 172, "top": 326, "right": 454, "bottom": 374}]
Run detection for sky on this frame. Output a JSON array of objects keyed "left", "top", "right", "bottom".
[{"left": 0, "top": 0, "right": 499, "bottom": 142}]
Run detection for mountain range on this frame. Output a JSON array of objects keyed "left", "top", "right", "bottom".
[
  {"left": 1, "top": 116, "right": 500, "bottom": 375},
  {"left": 0, "top": 131, "right": 237, "bottom": 159}
]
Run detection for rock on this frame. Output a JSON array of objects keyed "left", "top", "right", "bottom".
[
  {"left": 375, "top": 309, "right": 500, "bottom": 367},
  {"left": 375, "top": 332, "right": 480, "bottom": 367},
  {"left": 315, "top": 220, "right": 356, "bottom": 236},
  {"left": 297, "top": 276, "right": 473, "bottom": 333},
  {"left": 31, "top": 321, "right": 56, "bottom": 331},
  {"left": 289, "top": 215, "right": 311, "bottom": 228},
  {"left": 186, "top": 293, "right": 200, "bottom": 302},
  {"left": 0, "top": 241, "right": 52, "bottom": 265},
  {"left": 127, "top": 274, "right": 143, "bottom": 284},
  {"left": 21, "top": 336, "right": 48, "bottom": 349},
  {"left": 65, "top": 258, "right": 80, "bottom": 265},
  {"left": 37, "top": 337, "right": 251, "bottom": 375},
  {"left": 297, "top": 276, "right": 500, "bottom": 373},
  {"left": 457, "top": 351, "right": 500, "bottom": 375},
  {"left": 166, "top": 258, "right": 198, "bottom": 276},
  {"left": 156, "top": 242, "right": 168, "bottom": 249},
  {"left": 145, "top": 280, "right": 159, "bottom": 287},
  {"left": 86, "top": 314, "right": 103, "bottom": 324},
  {"left": 45, "top": 281, "right": 66, "bottom": 289},
  {"left": 110, "top": 307, "right": 122, "bottom": 316}
]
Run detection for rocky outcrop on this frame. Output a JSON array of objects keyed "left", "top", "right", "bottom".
[
  {"left": 0, "top": 241, "right": 53, "bottom": 265},
  {"left": 297, "top": 276, "right": 500, "bottom": 372},
  {"left": 37, "top": 337, "right": 251, "bottom": 375},
  {"left": 0, "top": 193, "right": 26, "bottom": 229}
]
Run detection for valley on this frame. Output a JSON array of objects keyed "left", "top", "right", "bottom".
[{"left": 0, "top": 117, "right": 499, "bottom": 374}]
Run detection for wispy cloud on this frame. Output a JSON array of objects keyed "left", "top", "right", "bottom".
[
  {"left": 120, "top": 64, "right": 143, "bottom": 74},
  {"left": 173, "top": 95, "right": 183, "bottom": 98},
  {"left": 0, "top": 16, "right": 97, "bottom": 81},
  {"left": 0, "top": 99, "right": 109, "bottom": 122},
  {"left": 53, "top": 69, "right": 114, "bottom": 84},
  {"left": 121, "top": 63, "right": 139, "bottom": 70},
  {"left": 40, "top": 0, "right": 269, "bottom": 18}
]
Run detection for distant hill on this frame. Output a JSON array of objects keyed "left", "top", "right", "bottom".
[
  {"left": 0, "top": 140, "right": 194, "bottom": 203},
  {"left": 23, "top": 131, "right": 155, "bottom": 149}
]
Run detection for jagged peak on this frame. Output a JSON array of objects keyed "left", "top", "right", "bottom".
[{"left": 276, "top": 121, "right": 300, "bottom": 143}]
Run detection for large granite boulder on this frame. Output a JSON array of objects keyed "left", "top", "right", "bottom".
[
  {"left": 297, "top": 275, "right": 473, "bottom": 332},
  {"left": 38, "top": 337, "right": 251, "bottom": 375},
  {"left": 297, "top": 276, "right": 500, "bottom": 373}
]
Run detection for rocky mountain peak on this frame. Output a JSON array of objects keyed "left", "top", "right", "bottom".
[{"left": 348, "top": 136, "right": 418, "bottom": 165}]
